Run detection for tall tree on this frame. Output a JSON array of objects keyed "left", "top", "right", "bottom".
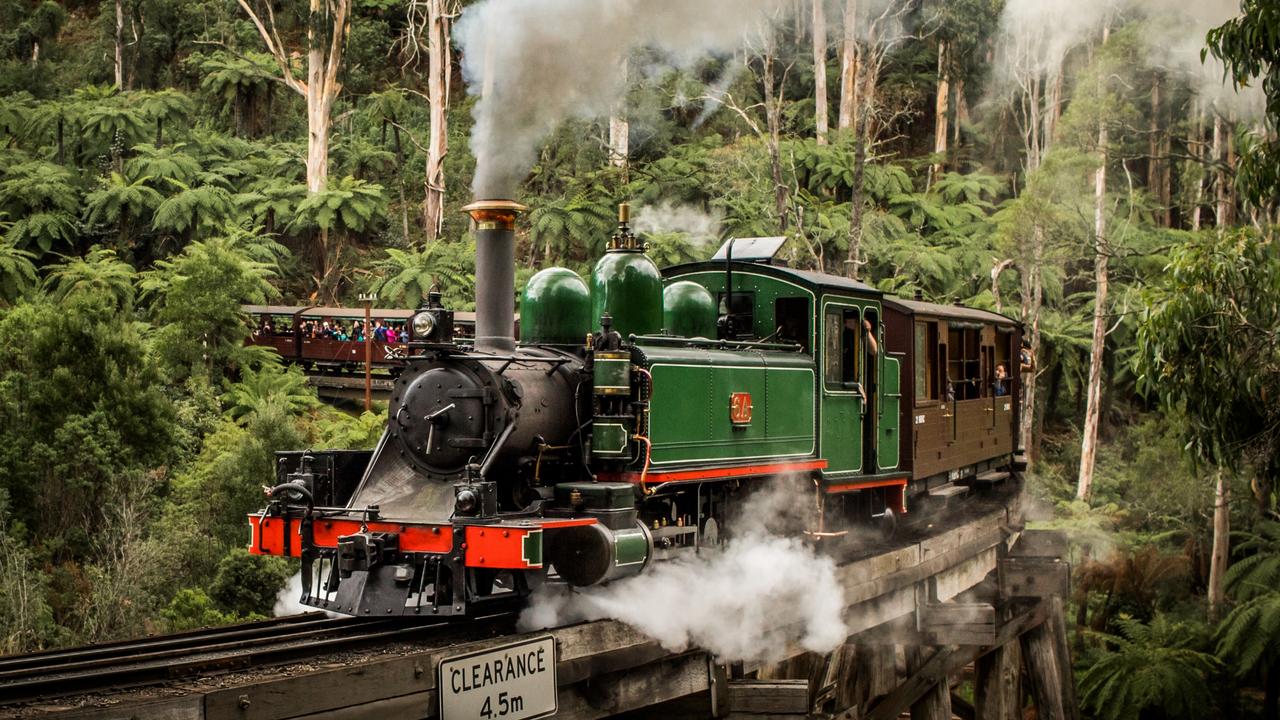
[
  {"left": 1136, "top": 229, "right": 1280, "bottom": 622},
  {"left": 1078, "top": 24, "right": 1111, "bottom": 504},
  {"left": 235, "top": 0, "right": 351, "bottom": 194},
  {"left": 811, "top": 0, "right": 829, "bottom": 145},
  {"left": 837, "top": 0, "right": 857, "bottom": 131},
  {"left": 420, "top": 0, "right": 454, "bottom": 240}
]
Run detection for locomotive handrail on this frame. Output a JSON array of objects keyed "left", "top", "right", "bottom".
[{"left": 629, "top": 334, "right": 804, "bottom": 352}]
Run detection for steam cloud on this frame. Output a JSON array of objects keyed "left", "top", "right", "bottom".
[
  {"left": 632, "top": 201, "right": 723, "bottom": 251},
  {"left": 274, "top": 571, "right": 341, "bottom": 618},
  {"left": 994, "top": 0, "right": 1262, "bottom": 118},
  {"left": 518, "top": 480, "right": 849, "bottom": 664},
  {"left": 454, "top": 0, "right": 788, "bottom": 199}
]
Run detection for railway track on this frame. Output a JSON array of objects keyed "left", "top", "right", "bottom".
[{"left": 0, "top": 610, "right": 514, "bottom": 703}]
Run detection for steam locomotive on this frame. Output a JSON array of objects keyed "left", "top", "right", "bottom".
[{"left": 248, "top": 200, "right": 1022, "bottom": 617}]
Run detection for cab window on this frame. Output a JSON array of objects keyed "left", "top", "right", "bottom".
[{"left": 823, "top": 307, "right": 861, "bottom": 390}]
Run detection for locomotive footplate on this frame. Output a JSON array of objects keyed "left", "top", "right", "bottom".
[{"left": 248, "top": 512, "right": 598, "bottom": 616}]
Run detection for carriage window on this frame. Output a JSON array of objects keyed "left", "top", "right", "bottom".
[
  {"left": 824, "top": 308, "right": 862, "bottom": 390},
  {"left": 915, "top": 321, "right": 938, "bottom": 402}
]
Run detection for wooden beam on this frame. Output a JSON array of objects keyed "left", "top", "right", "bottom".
[
  {"left": 921, "top": 602, "right": 996, "bottom": 645},
  {"left": 998, "top": 557, "right": 1070, "bottom": 599},
  {"left": 861, "top": 603, "right": 1046, "bottom": 720},
  {"left": 725, "top": 680, "right": 810, "bottom": 714}
]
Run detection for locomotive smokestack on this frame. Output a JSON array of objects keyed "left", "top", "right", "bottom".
[{"left": 462, "top": 199, "right": 527, "bottom": 352}]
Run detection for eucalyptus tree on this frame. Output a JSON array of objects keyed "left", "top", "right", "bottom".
[{"left": 1136, "top": 228, "right": 1280, "bottom": 619}]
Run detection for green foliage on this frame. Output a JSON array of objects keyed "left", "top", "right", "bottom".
[
  {"left": 208, "top": 549, "right": 290, "bottom": 618},
  {"left": 1079, "top": 614, "right": 1219, "bottom": 720},
  {"left": 222, "top": 364, "right": 320, "bottom": 424},
  {"left": 312, "top": 409, "right": 384, "bottom": 450},
  {"left": 161, "top": 588, "right": 237, "bottom": 632},
  {"left": 44, "top": 246, "right": 138, "bottom": 312},
  {"left": 1205, "top": 0, "right": 1280, "bottom": 205},
  {"left": 289, "top": 175, "right": 387, "bottom": 235},
  {"left": 0, "top": 239, "right": 36, "bottom": 305},
  {"left": 1217, "top": 591, "right": 1280, "bottom": 681},
  {"left": 1135, "top": 229, "right": 1280, "bottom": 478},
  {"left": 368, "top": 241, "right": 477, "bottom": 310},
  {"left": 140, "top": 234, "right": 279, "bottom": 380},
  {"left": 0, "top": 295, "right": 175, "bottom": 550}
]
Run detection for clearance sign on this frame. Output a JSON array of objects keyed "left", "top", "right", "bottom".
[{"left": 437, "top": 636, "right": 557, "bottom": 720}]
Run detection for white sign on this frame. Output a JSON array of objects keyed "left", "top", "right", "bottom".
[{"left": 438, "top": 636, "right": 557, "bottom": 720}]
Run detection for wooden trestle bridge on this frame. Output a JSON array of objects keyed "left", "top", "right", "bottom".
[{"left": 0, "top": 492, "right": 1077, "bottom": 720}]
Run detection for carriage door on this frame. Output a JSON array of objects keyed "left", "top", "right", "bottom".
[
  {"left": 821, "top": 301, "right": 864, "bottom": 474},
  {"left": 878, "top": 351, "right": 901, "bottom": 471}
]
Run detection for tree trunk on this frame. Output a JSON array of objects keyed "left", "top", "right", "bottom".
[
  {"left": 837, "top": 0, "right": 857, "bottom": 131},
  {"left": 114, "top": 0, "right": 124, "bottom": 89},
  {"left": 812, "top": 0, "right": 829, "bottom": 145},
  {"left": 608, "top": 58, "right": 629, "bottom": 173},
  {"left": 761, "top": 51, "right": 788, "bottom": 233},
  {"left": 931, "top": 39, "right": 949, "bottom": 184},
  {"left": 1077, "top": 25, "right": 1109, "bottom": 504},
  {"left": 1019, "top": 232, "right": 1043, "bottom": 462},
  {"left": 1208, "top": 469, "right": 1230, "bottom": 621},
  {"left": 845, "top": 108, "right": 866, "bottom": 279},
  {"left": 1044, "top": 67, "right": 1063, "bottom": 149},
  {"left": 423, "top": 0, "right": 449, "bottom": 241},
  {"left": 1214, "top": 113, "right": 1227, "bottom": 232},
  {"left": 1191, "top": 101, "right": 1205, "bottom": 231},
  {"left": 1148, "top": 73, "right": 1162, "bottom": 225},
  {"left": 393, "top": 124, "right": 409, "bottom": 242}
]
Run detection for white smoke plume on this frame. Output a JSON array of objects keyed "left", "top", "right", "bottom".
[
  {"left": 454, "top": 0, "right": 789, "bottom": 199},
  {"left": 632, "top": 201, "right": 723, "bottom": 248},
  {"left": 517, "top": 479, "right": 849, "bottom": 664},
  {"left": 274, "top": 571, "right": 342, "bottom": 618},
  {"left": 993, "top": 0, "right": 1262, "bottom": 118}
]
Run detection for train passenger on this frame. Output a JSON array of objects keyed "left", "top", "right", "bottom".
[{"left": 994, "top": 364, "right": 1009, "bottom": 396}]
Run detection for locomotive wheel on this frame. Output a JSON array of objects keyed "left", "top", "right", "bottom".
[{"left": 878, "top": 506, "right": 898, "bottom": 540}]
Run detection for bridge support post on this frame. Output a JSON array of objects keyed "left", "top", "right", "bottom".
[
  {"left": 906, "top": 646, "right": 952, "bottom": 720},
  {"left": 974, "top": 638, "right": 1021, "bottom": 720}
]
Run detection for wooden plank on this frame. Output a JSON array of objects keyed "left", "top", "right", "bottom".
[
  {"left": 291, "top": 692, "right": 431, "bottom": 720},
  {"left": 907, "top": 647, "right": 953, "bottom": 720},
  {"left": 41, "top": 696, "right": 203, "bottom": 720},
  {"left": 725, "top": 680, "right": 809, "bottom": 714},
  {"left": 998, "top": 558, "right": 1070, "bottom": 599},
  {"left": 935, "top": 547, "right": 998, "bottom": 602},
  {"left": 554, "top": 652, "right": 709, "bottom": 720},
  {"left": 921, "top": 602, "right": 996, "bottom": 645}
]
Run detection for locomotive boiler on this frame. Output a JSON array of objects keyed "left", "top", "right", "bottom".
[{"left": 249, "top": 199, "right": 1022, "bottom": 617}]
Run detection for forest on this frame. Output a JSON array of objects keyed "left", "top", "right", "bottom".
[{"left": 0, "top": 0, "right": 1277, "bottom": 716}]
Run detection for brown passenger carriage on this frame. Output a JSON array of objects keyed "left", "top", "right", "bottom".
[{"left": 883, "top": 297, "right": 1021, "bottom": 495}]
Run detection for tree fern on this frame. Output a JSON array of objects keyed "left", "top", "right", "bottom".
[
  {"left": 44, "top": 246, "right": 137, "bottom": 312},
  {"left": 1079, "top": 614, "right": 1219, "bottom": 720},
  {"left": 0, "top": 240, "right": 37, "bottom": 306}
]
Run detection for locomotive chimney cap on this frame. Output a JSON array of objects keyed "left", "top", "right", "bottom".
[{"left": 462, "top": 199, "right": 528, "bottom": 230}]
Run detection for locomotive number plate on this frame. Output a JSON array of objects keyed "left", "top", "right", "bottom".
[
  {"left": 438, "top": 636, "right": 557, "bottom": 720},
  {"left": 730, "top": 392, "right": 753, "bottom": 425}
]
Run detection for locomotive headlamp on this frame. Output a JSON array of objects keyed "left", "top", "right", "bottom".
[
  {"left": 412, "top": 311, "right": 436, "bottom": 338},
  {"left": 454, "top": 488, "right": 478, "bottom": 514}
]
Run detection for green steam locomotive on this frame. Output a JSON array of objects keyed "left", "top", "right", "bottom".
[{"left": 249, "top": 200, "right": 1022, "bottom": 617}]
